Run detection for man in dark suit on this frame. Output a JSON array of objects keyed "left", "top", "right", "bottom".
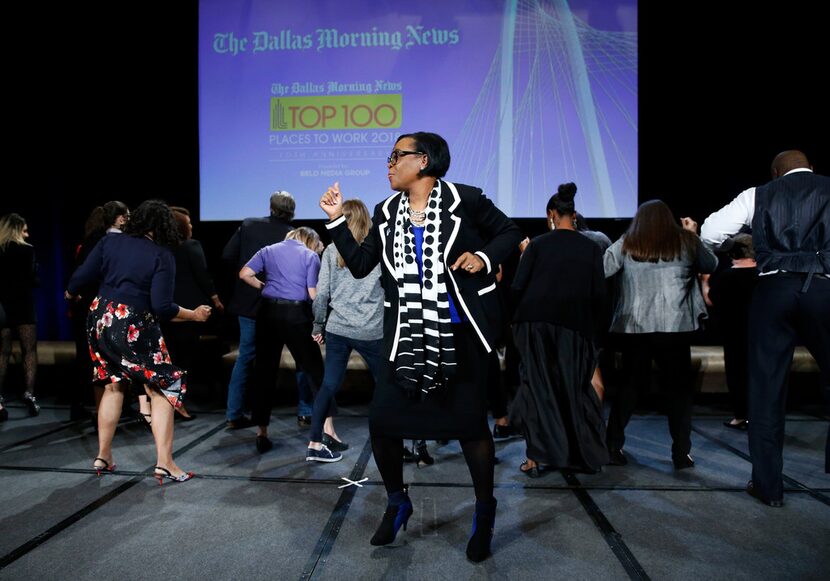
[
  {"left": 222, "top": 191, "right": 295, "bottom": 428},
  {"left": 701, "top": 150, "right": 829, "bottom": 506}
]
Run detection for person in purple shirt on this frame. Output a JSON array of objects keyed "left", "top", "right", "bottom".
[
  {"left": 239, "top": 227, "right": 327, "bottom": 454},
  {"left": 68, "top": 200, "right": 212, "bottom": 484}
]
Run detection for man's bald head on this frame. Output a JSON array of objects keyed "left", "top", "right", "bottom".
[{"left": 771, "top": 150, "right": 811, "bottom": 178}]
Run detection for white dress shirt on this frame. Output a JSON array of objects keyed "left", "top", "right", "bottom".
[{"left": 700, "top": 168, "right": 814, "bottom": 248}]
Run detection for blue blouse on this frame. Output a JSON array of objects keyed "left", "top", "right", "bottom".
[{"left": 412, "top": 226, "right": 465, "bottom": 323}]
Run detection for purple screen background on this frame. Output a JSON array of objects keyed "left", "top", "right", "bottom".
[{"left": 199, "top": 0, "right": 637, "bottom": 220}]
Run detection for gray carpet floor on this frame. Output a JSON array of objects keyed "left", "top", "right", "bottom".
[{"left": 0, "top": 400, "right": 827, "bottom": 580}]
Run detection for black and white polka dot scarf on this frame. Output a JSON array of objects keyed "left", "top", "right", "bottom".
[{"left": 393, "top": 184, "right": 456, "bottom": 397}]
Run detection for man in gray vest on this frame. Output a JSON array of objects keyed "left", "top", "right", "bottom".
[{"left": 701, "top": 150, "right": 829, "bottom": 507}]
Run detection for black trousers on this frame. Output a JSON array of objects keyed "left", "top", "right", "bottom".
[
  {"left": 606, "top": 332, "right": 694, "bottom": 458},
  {"left": 723, "top": 335, "right": 749, "bottom": 420},
  {"left": 748, "top": 274, "right": 830, "bottom": 501},
  {"left": 251, "top": 301, "right": 325, "bottom": 427}
]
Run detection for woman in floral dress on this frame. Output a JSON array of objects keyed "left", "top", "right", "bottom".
[{"left": 68, "top": 200, "right": 212, "bottom": 483}]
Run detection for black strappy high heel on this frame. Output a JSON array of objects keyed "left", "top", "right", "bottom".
[
  {"left": 92, "top": 457, "right": 116, "bottom": 476},
  {"left": 153, "top": 466, "right": 195, "bottom": 485}
]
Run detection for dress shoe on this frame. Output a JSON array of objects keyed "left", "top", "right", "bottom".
[
  {"left": 492, "top": 423, "right": 518, "bottom": 440},
  {"left": 746, "top": 480, "right": 783, "bottom": 507},
  {"left": 723, "top": 419, "right": 748, "bottom": 431},
  {"left": 297, "top": 415, "right": 312, "bottom": 427},
  {"left": 608, "top": 449, "right": 628, "bottom": 466},
  {"left": 672, "top": 454, "right": 695, "bottom": 470},
  {"left": 255, "top": 435, "right": 273, "bottom": 453},
  {"left": 226, "top": 417, "right": 255, "bottom": 430},
  {"left": 322, "top": 433, "right": 349, "bottom": 452}
]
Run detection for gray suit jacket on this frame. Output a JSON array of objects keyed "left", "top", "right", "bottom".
[{"left": 603, "top": 237, "right": 717, "bottom": 333}]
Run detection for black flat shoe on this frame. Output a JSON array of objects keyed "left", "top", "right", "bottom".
[
  {"left": 297, "top": 415, "right": 312, "bottom": 427},
  {"left": 0, "top": 407, "right": 7, "bottom": 423},
  {"left": 723, "top": 419, "right": 748, "bottom": 431},
  {"left": 322, "top": 433, "right": 349, "bottom": 452},
  {"left": 746, "top": 480, "right": 783, "bottom": 507},
  {"left": 519, "top": 460, "right": 541, "bottom": 478},
  {"left": 672, "top": 454, "right": 695, "bottom": 470},
  {"left": 608, "top": 449, "right": 628, "bottom": 466},
  {"left": 255, "top": 435, "right": 273, "bottom": 453}
]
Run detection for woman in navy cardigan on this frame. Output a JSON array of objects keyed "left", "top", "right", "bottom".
[
  {"left": 320, "top": 132, "right": 522, "bottom": 562},
  {"left": 68, "top": 200, "right": 212, "bottom": 484}
]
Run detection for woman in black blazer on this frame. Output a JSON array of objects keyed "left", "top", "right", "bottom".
[{"left": 320, "top": 132, "right": 522, "bottom": 562}]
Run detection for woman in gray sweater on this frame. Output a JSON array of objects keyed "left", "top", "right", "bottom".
[
  {"left": 307, "top": 199, "right": 384, "bottom": 462},
  {"left": 603, "top": 200, "right": 717, "bottom": 469}
]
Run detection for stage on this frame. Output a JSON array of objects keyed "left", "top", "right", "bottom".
[{"left": 0, "top": 400, "right": 827, "bottom": 580}]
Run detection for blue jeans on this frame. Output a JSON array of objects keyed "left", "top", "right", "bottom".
[
  {"left": 310, "top": 332, "right": 383, "bottom": 442},
  {"left": 296, "top": 371, "right": 314, "bottom": 417},
  {"left": 226, "top": 316, "right": 257, "bottom": 421}
]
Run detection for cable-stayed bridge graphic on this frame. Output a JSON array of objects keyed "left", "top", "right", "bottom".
[{"left": 453, "top": 0, "right": 637, "bottom": 217}]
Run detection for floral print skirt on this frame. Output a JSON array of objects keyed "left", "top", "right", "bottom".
[{"left": 86, "top": 296, "right": 186, "bottom": 409}]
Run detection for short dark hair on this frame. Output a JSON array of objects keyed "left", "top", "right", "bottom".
[
  {"left": 396, "top": 132, "right": 451, "bottom": 178},
  {"left": 123, "top": 200, "right": 181, "bottom": 247},
  {"left": 270, "top": 191, "right": 295, "bottom": 221}
]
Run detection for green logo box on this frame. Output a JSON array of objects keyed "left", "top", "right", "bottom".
[{"left": 271, "top": 94, "right": 402, "bottom": 131}]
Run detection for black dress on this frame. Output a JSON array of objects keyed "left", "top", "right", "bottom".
[
  {"left": 0, "top": 242, "right": 37, "bottom": 327},
  {"left": 510, "top": 230, "right": 609, "bottom": 471}
]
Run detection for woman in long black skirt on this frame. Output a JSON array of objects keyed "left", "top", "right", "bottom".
[
  {"left": 320, "top": 132, "right": 522, "bottom": 562},
  {"left": 510, "top": 183, "right": 608, "bottom": 476}
]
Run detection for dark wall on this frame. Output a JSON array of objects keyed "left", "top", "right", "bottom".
[{"left": 5, "top": 1, "right": 825, "bottom": 339}]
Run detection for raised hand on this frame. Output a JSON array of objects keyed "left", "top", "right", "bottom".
[
  {"left": 320, "top": 182, "right": 344, "bottom": 220},
  {"left": 680, "top": 217, "right": 698, "bottom": 233}
]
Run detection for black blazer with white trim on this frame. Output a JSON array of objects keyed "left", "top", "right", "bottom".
[{"left": 326, "top": 180, "right": 523, "bottom": 360}]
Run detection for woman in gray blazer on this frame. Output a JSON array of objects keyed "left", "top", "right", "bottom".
[{"left": 603, "top": 200, "right": 717, "bottom": 469}]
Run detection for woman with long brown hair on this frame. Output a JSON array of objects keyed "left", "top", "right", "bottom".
[
  {"left": 603, "top": 200, "right": 717, "bottom": 469},
  {"left": 306, "top": 199, "right": 384, "bottom": 462}
]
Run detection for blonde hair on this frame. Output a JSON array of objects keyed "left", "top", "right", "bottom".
[
  {"left": 0, "top": 213, "right": 28, "bottom": 249},
  {"left": 337, "top": 199, "right": 372, "bottom": 267},
  {"left": 285, "top": 226, "right": 322, "bottom": 252}
]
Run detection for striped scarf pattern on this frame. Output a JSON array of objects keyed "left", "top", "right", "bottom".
[{"left": 393, "top": 184, "right": 456, "bottom": 396}]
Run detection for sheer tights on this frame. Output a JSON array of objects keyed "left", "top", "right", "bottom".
[
  {"left": 0, "top": 325, "right": 37, "bottom": 397},
  {"left": 372, "top": 434, "right": 495, "bottom": 501}
]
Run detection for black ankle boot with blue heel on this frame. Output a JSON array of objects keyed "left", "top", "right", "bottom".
[
  {"left": 466, "top": 497, "right": 497, "bottom": 562},
  {"left": 370, "top": 486, "right": 414, "bottom": 546}
]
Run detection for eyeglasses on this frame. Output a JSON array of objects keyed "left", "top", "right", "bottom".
[{"left": 387, "top": 149, "right": 425, "bottom": 166}]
